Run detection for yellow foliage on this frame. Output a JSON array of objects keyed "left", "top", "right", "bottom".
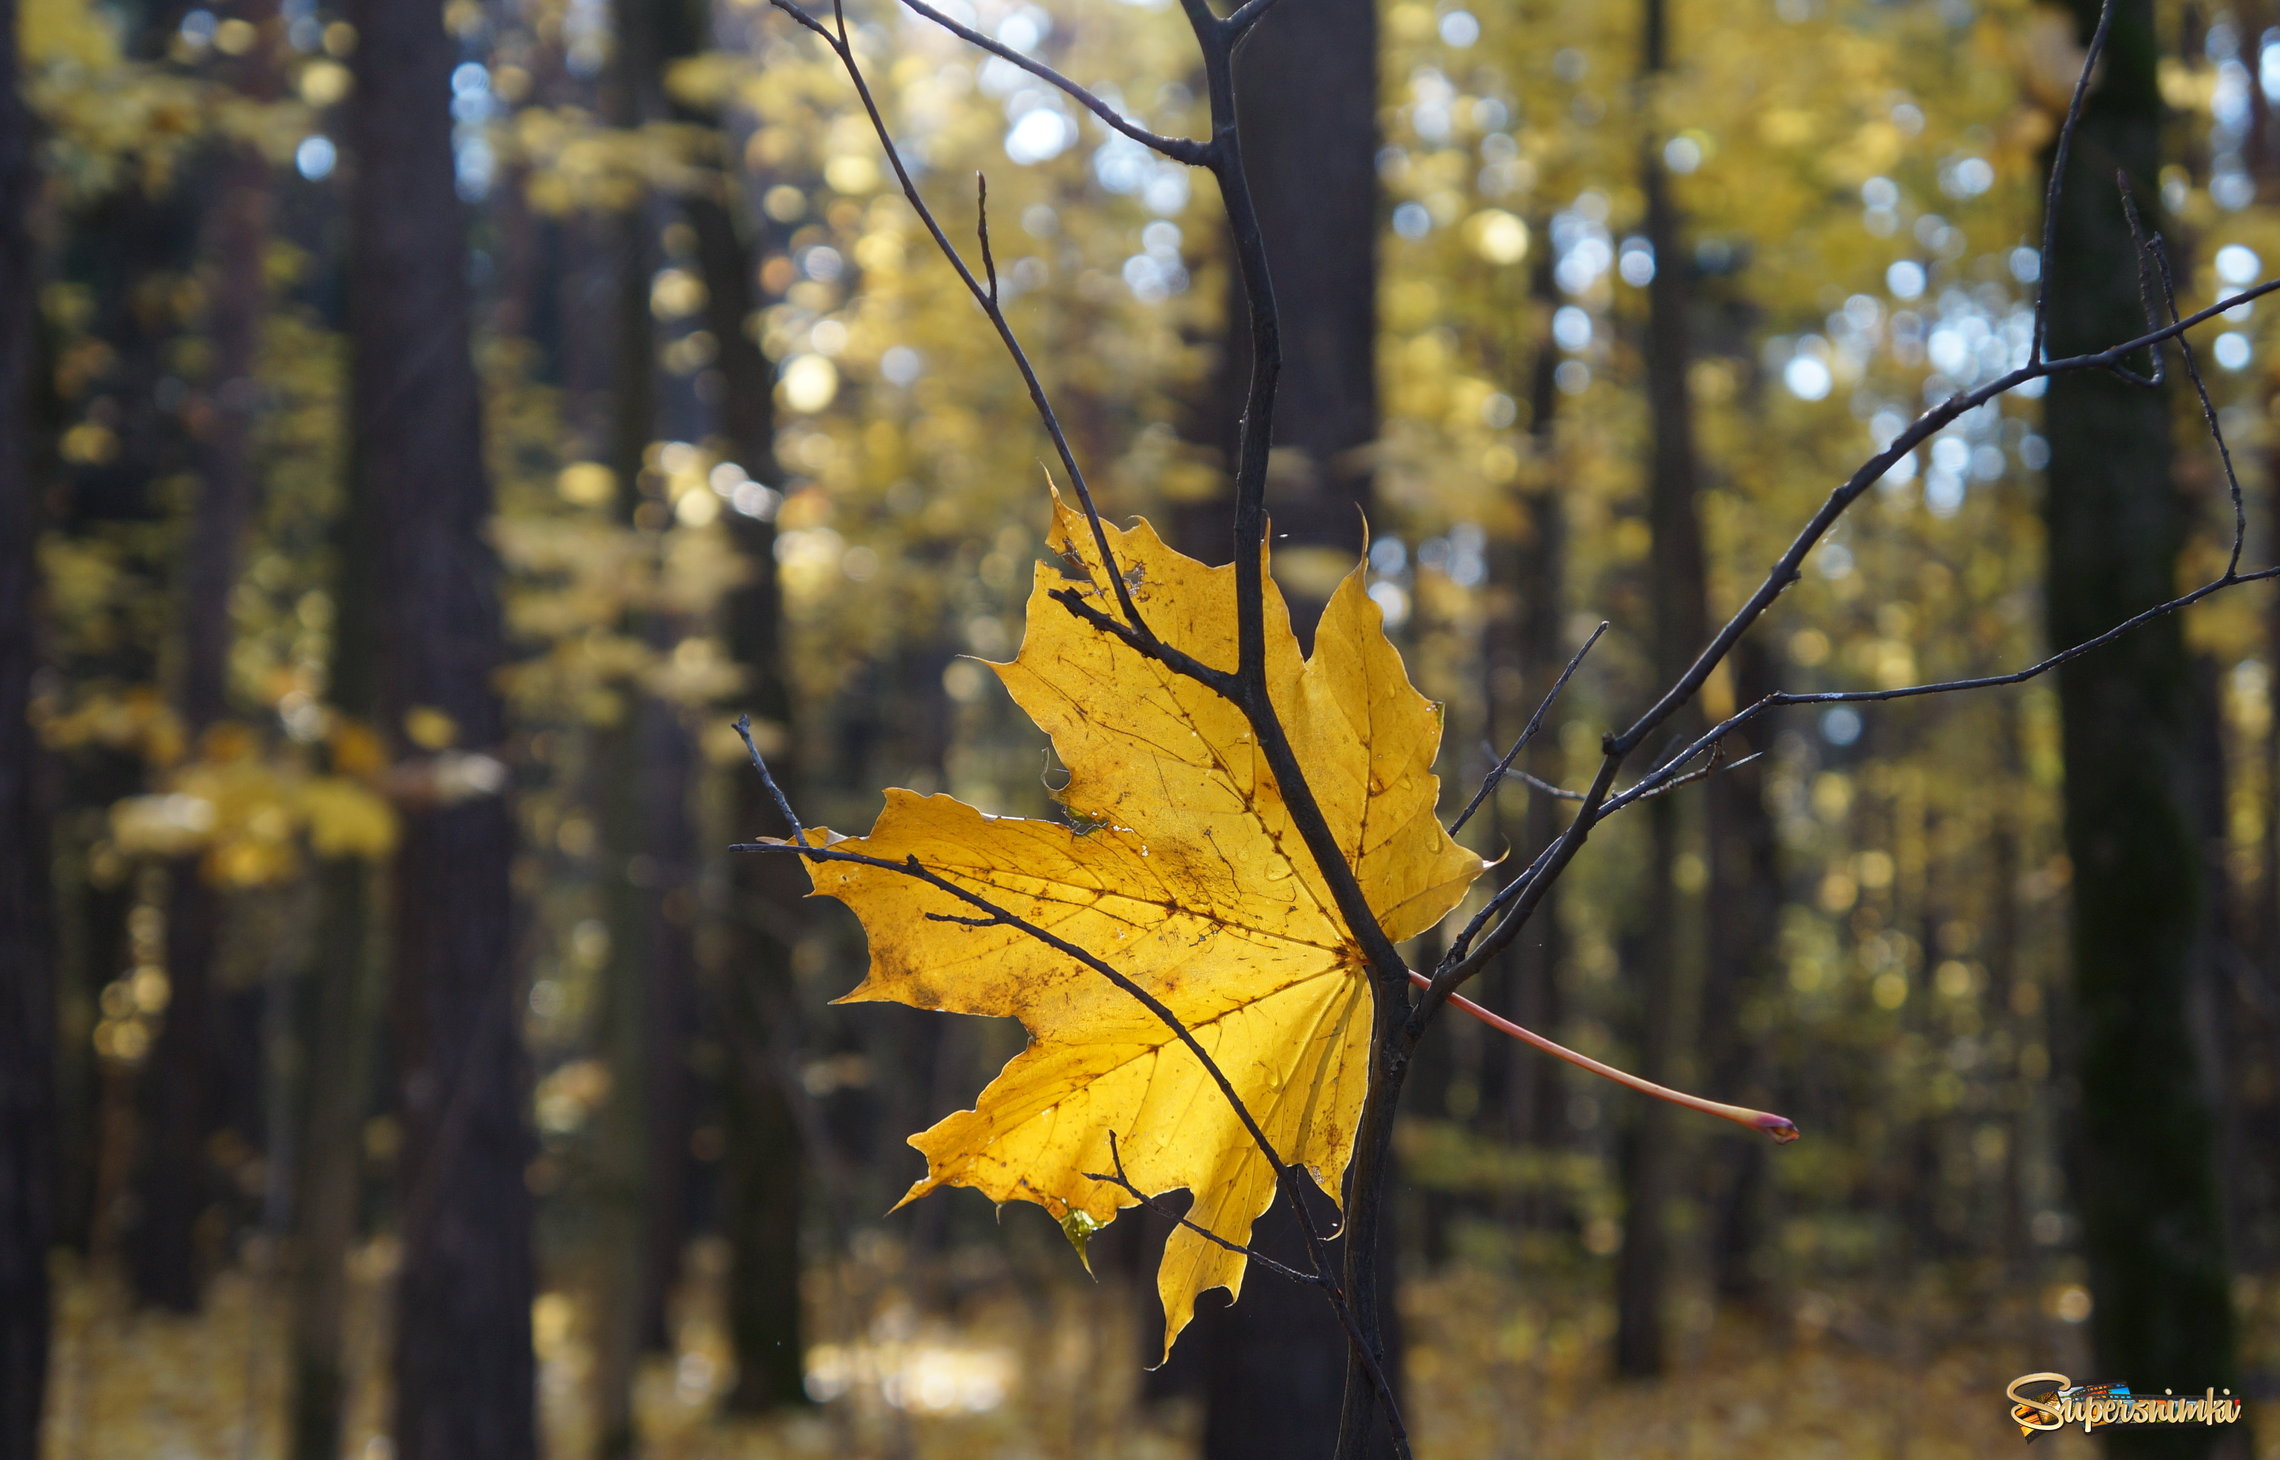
[
  {"left": 797, "top": 495, "right": 1482, "bottom": 1354},
  {"left": 298, "top": 776, "right": 399, "bottom": 859},
  {"left": 19, "top": 0, "right": 117, "bottom": 71}
]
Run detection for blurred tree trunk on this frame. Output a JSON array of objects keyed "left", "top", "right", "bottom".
[
  {"left": 2253, "top": 442, "right": 2280, "bottom": 1272},
  {"left": 681, "top": 106, "right": 811, "bottom": 1415},
  {"left": 596, "top": 0, "right": 811, "bottom": 1407},
  {"left": 286, "top": 860, "right": 380, "bottom": 1460},
  {"left": 1614, "top": 0, "right": 1704, "bottom": 1379},
  {"left": 687, "top": 162, "right": 812, "bottom": 1414},
  {"left": 0, "top": 0, "right": 57, "bottom": 1447},
  {"left": 1495, "top": 234, "right": 1572, "bottom": 1222},
  {"left": 1189, "top": 0, "right": 1384, "bottom": 1451},
  {"left": 2217, "top": 0, "right": 2280, "bottom": 1278},
  {"left": 1983, "top": 710, "right": 2032, "bottom": 1280},
  {"left": 345, "top": 0, "right": 536, "bottom": 1451},
  {"left": 41, "top": 0, "right": 197, "bottom": 1281},
  {"left": 591, "top": 1, "right": 665, "bottom": 1445},
  {"left": 589, "top": 209, "right": 657, "bottom": 1460},
  {"left": 1176, "top": 0, "right": 1378, "bottom": 599},
  {"left": 132, "top": 4, "right": 277, "bottom": 1310},
  {"left": 1701, "top": 638, "right": 1779, "bottom": 1308},
  {"left": 287, "top": 447, "right": 384, "bottom": 1460},
  {"left": 2039, "top": 0, "right": 2239, "bottom": 1442}
]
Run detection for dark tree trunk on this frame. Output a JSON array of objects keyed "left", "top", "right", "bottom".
[
  {"left": 638, "top": 706, "right": 699, "bottom": 1357},
  {"left": 1193, "top": 0, "right": 1384, "bottom": 1449},
  {"left": 2250, "top": 438, "right": 2280, "bottom": 1273},
  {"left": 0, "top": 0, "right": 57, "bottom": 1446},
  {"left": 131, "top": 868, "right": 215, "bottom": 1310},
  {"left": 1614, "top": 0, "right": 1706, "bottom": 1379},
  {"left": 1177, "top": 0, "right": 1378, "bottom": 591},
  {"left": 1701, "top": 638, "right": 1779, "bottom": 1307},
  {"left": 682, "top": 126, "right": 812, "bottom": 1413},
  {"left": 286, "top": 859, "right": 381, "bottom": 1460},
  {"left": 2040, "top": 0, "right": 2239, "bottom": 1445},
  {"left": 346, "top": 0, "right": 536, "bottom": 1451},
  {"left": 1494, "top": 229, "right": 1572, "bottom": 1215},
  {"left": 132, "top": 11, "right": 276, "bottom": 1308},
  {"left": 589, "top": 129, "right": 659, "bottom": 1457},
  {"left": 1199, "top": 1189, "right": 1346, "bottom": 1457},
  {"left": 288, "top": 308, "right": 384, "bottom": 1460}
]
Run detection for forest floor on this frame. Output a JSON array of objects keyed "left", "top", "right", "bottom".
[{"left": 39, "top": 1236, "right": 2280, "bottom": 1459}]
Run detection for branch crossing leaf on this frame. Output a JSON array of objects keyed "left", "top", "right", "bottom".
[{"left": 799, "top": 494, "right": 1483, "bottom": 1354}]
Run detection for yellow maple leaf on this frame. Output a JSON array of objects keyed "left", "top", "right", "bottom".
[{"left": 800, "top": 495, "right": 1484, "bottom": 1354}]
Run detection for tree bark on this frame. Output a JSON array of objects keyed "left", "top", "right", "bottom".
[
  {"left": 1614, "top": 0, "right": 1706, "bottom": 1379},
  {"left": 2040, "top": 0, "right": 2239, "bottom": 1446},
  {"left": 0, "top": 0, "right": 57, "bottom": 1445},
  {"left": 345, "top": 0, "right": 536, "bottom": 1451}
]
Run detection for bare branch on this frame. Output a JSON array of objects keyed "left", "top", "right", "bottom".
[
  {"left": 1622, "top": 563, "right": 2280, "bottom": 813},
  {"left": 1223, "top": 0, "right": 1293, "bottom": 41},
  {"left": 1047, "top": 585, "right": 1240, "bottom": 695},
  {"left": 734, "top": 714, "right": 808, "bottom": 846},
  {"left": 1606, "top": 265, "right": 2280, "bottom": 775},
  {"left": 2116, "top": 174, "right": 2168, "bottom": 388},
  {"left": 975, "top": 173, "right": 999, "bottom": 303},
  {"left": 1084, "top": 1132, "right": 1323, "bottom": 1285},
  {"left": 2128, "top": 185, "right": 2249, "bottom": 575},
  {"left": 895, "top": 0, "right": 1212, "bottom": 163},
  {"left": 765, "top": 0, "right": 1153, "bottom": 639},
  {"left": 1411, "top": 973, "right": 1798, "bottom": 1142},
  {"left": 1506, "top": 768, "right": 1586, "bottom": 802},
  {"left": 1448, "top": 620, "right": 1607, "bottom": 835},
  {"left": 2033, "top": 0, "right": 2117, "bottom": 365}
]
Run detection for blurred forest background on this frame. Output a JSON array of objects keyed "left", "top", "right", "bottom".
[{"left": 5, "top": 0, "right": 2280, "bottom": 1453}]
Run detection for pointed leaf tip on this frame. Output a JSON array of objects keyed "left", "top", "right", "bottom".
[{"left": 1060, "top": 1208, "right": 1106, "bottom": 1278}]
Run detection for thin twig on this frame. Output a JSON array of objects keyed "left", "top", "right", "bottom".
[
  {"left": 1618, "top": 562, "right": 2280, "bottom": 813},
  {"left": 894, "top": 0, "right": 1210, "bottom": 162},
  {"left": 1507, "top": 769, "right": 1585, "bottom": 801},
  {"left": 2129, "top": 183, "right": 2249, "bottom": 574},
  {"left": 766, "top": 0, "right": 1153, "bottom": 638},
  {"left": 1448, "top": 620, "right": 1607, "bottom": 835},
  {"left": 2033, "top": 0, "right": 2118, "bottom": 364},
  {"left": 734, "top": 714, "right": 807, "bottom": 846},
  {"left": 2115, "top": 175, "right": 2167, "bottom": 388},
  {"left": 975, "top": 173, "right": 999, "bottom": 303},
  {"left": 1084, "top": 1133, "right": 1324, "bottom": 1285},
  {"left": 1409, "top": 972, "right": 1798, "bottom": 1141},
  {"left": 1223, "top": 0, "right": 1295, "bottom": 40}
]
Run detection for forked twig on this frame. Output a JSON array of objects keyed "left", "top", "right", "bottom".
[
  {"left": 1449, "top": 620, "right": 1607, "bottom": 835},
  {"left": 765, "top": 0, "right": 1151, "bottom": 638}
]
